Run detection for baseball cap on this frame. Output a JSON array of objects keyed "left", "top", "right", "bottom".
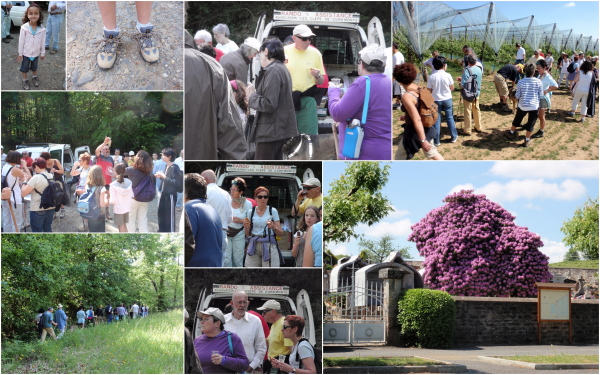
[
  {"left": 244, "top": 37, "right": 261, "bottom": 52},
  {"left": 359, "top": 44, "right": 386, "bottom": 65},
  {"left": 129, "top": 151, "right": 135, "bottom": 156},
  {"left": 57, "top": 304, "right": 63, "bottom": 308},
  {"left": 293, "top": 24, "right": 315, "bottom": 38},
  {"left": 257, "top": 300, "right": 281, "bottom": 311},
  {"left": 197, "top": 307, "right": 225, "bottom": 324},
  {"left": 303, "top": 177, "right": 321, "bottom": 187}
]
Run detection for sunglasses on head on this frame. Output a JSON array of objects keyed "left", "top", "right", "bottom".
[
  {"left": 257, "top": 195, "right": 269, "bottom": 199},
  {"left": 296, "top": 36, "right": 311, "bottom": 42}
]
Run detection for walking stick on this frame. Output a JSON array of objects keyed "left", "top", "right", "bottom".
[{"left": 7, "top": 197, "right": 19, "bottom": 233}]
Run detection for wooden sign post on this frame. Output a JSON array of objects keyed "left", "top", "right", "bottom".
[{"left": 535, "top": 282, "right": 575, "bottom": 344}]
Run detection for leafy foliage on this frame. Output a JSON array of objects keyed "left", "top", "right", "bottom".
[
  {"left": 358, "top": 234, "right": 411, "bottom": 264},
  {"left": 397, "top": 289, "right": 456, "bottom": 349},
  {"left": 323, "top": 162, "right": 393, "bottom": 244},
  {"left": 409, "top": 190, "right": 551, "bottom": 297},
  {"left": 561, "top": 197, "right": 599, "bottom": 261}
]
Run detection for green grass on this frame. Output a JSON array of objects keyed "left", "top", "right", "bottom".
[
  {"left": 499, "top": 355, "right": 599, "bottom": 364},
  {"left": 324, "top": 356, "right": 443, "bottom": 367},
  {"left": 549, "top": 260, "right": 599, "bottom": 269},
  {"left": 1, "top": 310, "right": 183, "bottom": 374}
]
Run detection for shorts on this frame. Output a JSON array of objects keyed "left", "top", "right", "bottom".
[
  {"left": 494, "top": 74, "right": 509, "bottom": 97},
  {"left": 539, "top": 97, "right": 550, "bottom": 109},
  {"left": 114, "top": 212, "right": 129, "bottom": 226},
  {"left": 20, "top": 56, "right": 39, "bottom": 73}
]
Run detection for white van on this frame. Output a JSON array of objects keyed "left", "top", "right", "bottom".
[
  {"left": 16, "top": 143, "right": 90, "bottom": 177},
  {"left": 193, "top": 283, "right": 315, "bottom": 346},
  {"left": 251, "top": 10, "right": 386, "bottom": 133}
]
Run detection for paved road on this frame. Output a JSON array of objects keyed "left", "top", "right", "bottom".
[{"left": 324, "top": 344, "right": 599, "bottom": 374}]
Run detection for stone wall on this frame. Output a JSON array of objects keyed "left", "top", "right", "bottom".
[
  {"left": 452, "top": 297, "right": 598, "bottom": 346},
  {"left": 550, "top": 267, "right": 598, "bottom": 285}
]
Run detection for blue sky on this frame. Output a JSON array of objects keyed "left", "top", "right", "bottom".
[
  {"left": 323, "top": 161, "right": 599, "bottom": 263},
  {"left": 446, "top": 1, "right": 599, "bottom": 40}
]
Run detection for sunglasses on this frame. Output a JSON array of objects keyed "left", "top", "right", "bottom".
[
  {"left": 282, "top": 325, "right": 292, "bottom": 330},
  {"left": 256, "top": 195, "right": 269, "bottom": 199},
  {"left": 296, "top": 36, "right": 311, "bottom": 42},
  {"left": 261, "top": 309, "right": 272, "bottom": 314},
  {"left": 303, "top": 186, "right": 317, "bottom": 190}
]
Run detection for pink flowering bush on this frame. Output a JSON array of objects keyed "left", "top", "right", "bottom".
[{"left": 409, "top": 190, "right": 551, "bottom": 297}]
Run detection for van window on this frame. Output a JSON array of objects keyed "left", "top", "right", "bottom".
[
  {"left": 50, "top": 150, "right": 62, "bottom": 162},
  {"left": 64, "top": 152, "right": 72, "bottom": 164}
]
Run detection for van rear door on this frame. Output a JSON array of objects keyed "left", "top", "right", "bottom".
[
  {"left": 296, "top": 289, "right": 315, "bottom": 345},
  {"left": 249, "top": 13, "right": 267, "bottom": 84},
  {"left": 192, "top": 287, "right": 208, "bottom": 338},
  {"left": 367, "top": 17, "right": 386, "bottom": 48}
]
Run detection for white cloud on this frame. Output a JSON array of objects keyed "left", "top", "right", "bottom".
[
  {"left": 540, "top": 238, "right": 569, "bottom": 263},
  {"left": 329, "top": 244, "right": 349, "bottom": 256},
  {"left": 449, "top": 183, "right": 475, "bottom": 195},
  {"left": 473, "top": 179, "right": 586, "bottom": 202},
  {"left": 387, "top": 205, "right": 410, "bottom": 219},
  {"left": 358, "top": 218, "right": 413, "bottom": 238},
  {"left": 564, "top": 2, "right": 576, "bottom": 7},
  {"left": 489, "top": 161, "right": 598, "bottom": 179}
]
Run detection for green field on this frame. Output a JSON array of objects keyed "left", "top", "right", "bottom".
[
  {"left": 549, "top": 260, "right": 599, "bottom": 269},
  {"left": 1, "top": 310, "right": 183, "bottom": 374}
]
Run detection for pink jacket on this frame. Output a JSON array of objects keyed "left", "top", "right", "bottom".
[{"left": 18, "top": 22, "right": 46, "bottom": 58}]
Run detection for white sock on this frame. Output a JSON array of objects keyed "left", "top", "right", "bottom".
[
  {"left": 136, "top": 22, "right": 153, "bottom": 33},
  {"left": 103, "top": 26, "right": 120, "bottom": 34}
]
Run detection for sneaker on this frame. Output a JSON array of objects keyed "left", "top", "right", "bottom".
[
  {"left": 2, "top": 38, "right": 10, "bottom": 43},
  {"left": 578, "top": 117, "right": 586, "bottom": 123},
  {"left": 97, "top": 30, "right": 121, "bottom": 70},
  {"left": 45, "top": 45, "right": 49, "bottom": 49},
  {"left": 503, "top": 130, "right": 517, "bottom": 141},
  {"left": 531, "top": 130, "right": 544, "bottom": 138},
  {"left": 502, "top": 105, "right": 512, "bottom": 112},
  {"left": 23, "top": 80, "right": 30, "bottom": 90},
  {"left": 32, "top": 76, "right": 39, "bottom": 87},
  {"left": 134, "top": 25, "right": 159, "bottom": 64},
  {"left": 50, "top": 49, "right": 57, "bottom": 54},
  {"left": 522, "top": 139, "right": 530, "bottom": 147},
  {"left": 450, "top": 136, "right": 458, "bottom": 143},
  {"left": 458, "top": 129, "right": 471, "bottom": 136}
]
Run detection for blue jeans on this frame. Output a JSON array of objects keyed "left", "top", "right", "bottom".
[
  {"left": 107, "top": 313, "right": 113, "bottom": 323},
  {"left": 30, "top": 209, "right": 54, "bottom": 232},
  {"left": 45, "top": 13, "right": 63, "bottom": 50},
  {"left": 434, "top": 99, "right": 458, "bottom": 143}
]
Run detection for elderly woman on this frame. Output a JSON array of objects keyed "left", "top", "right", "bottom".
[
  {"left": 193, "top": 307, "right": 249, "bottom": 374},
  {"left": 212, "top": 23, "right": 238, "bottom": 55},
  {"left": 246, "top": 37, "right": 299, "bottom": 160},
  {"left": 394, "top": 63, "right": 444, "bottom": 160},
  {"left": 243, "top": 186, "right": 285, "bottom": 267},
  {"left": 20, "top": 158, "right": 55, "bottom": 232},
  {"left": 328, "top": 44, "right": 392, "bottom": 160},
  {"left": 220, "top": 37, "right": 260, "bottom": 83},
  {"left": 292, "top": 206, "right": 320, "bottom": 267},
  {"left": 270, "top": 315, "right": 317, "bottom": 374},
  {"left": 570, "top": 60, "right": 595, "bottom": 122},
  {"left": 225, "top": 177, "right": 252, "bottom": 267}
]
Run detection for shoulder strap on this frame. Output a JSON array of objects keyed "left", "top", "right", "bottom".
[
  {"left": 33, "top": 173, "right": 54, "bottom": 196},
  {"left": 227, "top": 331, "right": 235, "bottom": 356},
  {"left": 249, "top": 206, "right": 256, "bottom": 235},
  {"left": 361, "top": 76, "right": 371, "bottom": 125},
  {"left": 405, "top": 91, "right": 418, "bottom": 100}
]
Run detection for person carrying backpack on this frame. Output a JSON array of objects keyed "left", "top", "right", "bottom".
[
  {"left": 2, "top": 151, "right": 31, "bottom": 232},
  {"left": 20, "top": 157, "right": 56, "bottom": 232},
  {"left": 77, "top": 165, "right": 107, "bottom": 232},
  {"left": 459, "top": 54, "right": 483, "bottom": 136},
  {"left": 393, "top": 62, "right": 444, "bottom": 160},
  {"left": 270, "top": 315, "right": 319, "bottom": 374},
  {"left": 124, "top": 150, "right": 156, "bottom": 233}
]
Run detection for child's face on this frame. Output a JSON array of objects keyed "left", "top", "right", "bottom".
[{"left": 27, "top": 7, "right": 40, "bottom": 25}]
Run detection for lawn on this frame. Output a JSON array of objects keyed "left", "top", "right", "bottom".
[
  {"left": 393, "top": 59, "right": 599, "bottom": 160},
  {"left": 499, "top": 355, "right": 599, "bottom": 364},
  {"left": 324, "top": 356, "right": 443, "bottom": 367},
  {"left": 1, "top": 309, "right": 183, "bottom": 374},
  {"left": 549, "top": 259, "right": 599, "bottom": 269}
]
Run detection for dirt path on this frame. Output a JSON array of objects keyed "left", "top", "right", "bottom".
[
  {"left": 66, "top": 1, "right": 183, "bottom": 91},
  {"left": 393, "top": 69, "right": 599, "bottom": 160},
  {"left": 0, "top": 10, "right": 66, "bottom": 91}
]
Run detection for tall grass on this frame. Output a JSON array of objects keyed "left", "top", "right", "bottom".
[{"left": 2, "top": 309, "right": 183, "bottom": 374}]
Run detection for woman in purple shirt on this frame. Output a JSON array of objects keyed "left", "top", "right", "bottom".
[
  {"left": 193, "top": 307, "right": 249, "bottom": 374},
  {"left": 328, "top": 44, "right": 392, "bottom": 160}
]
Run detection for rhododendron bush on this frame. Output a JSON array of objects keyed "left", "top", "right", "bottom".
[{"left": 409, "top": 190, "right": 551, "bottom": 297}]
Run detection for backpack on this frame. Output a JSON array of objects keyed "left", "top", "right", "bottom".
[
  {"left": 77, "top": 186, "right": 102, "bottom": 220},
  {"left": 292, "top": 338, "right": 322, "bottom": 374},
  {"left": 407, "top": 87, "right": 438, "bottom": 128},
  {"left": 37, "top": 313, "right": 45, "bottom": 333},
  {"left": 567, "top": 61, "right": 576, "bottom": 73},
  {"left": 132, "top": 174, "right": 156, "bottom": 202},
  {"left": 34, "top": 174, "right": 64, "bottom": 210},
  {"left": 1, "top": 166, "right": 17, "bottom": 207},
  {"left": 105, "top": 305, "right": 112, "bottom": 314},
  {"left": 461, "top": 67, "right": 479, "bottom": 102}
]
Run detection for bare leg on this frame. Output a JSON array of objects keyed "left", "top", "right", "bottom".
[
  {"left": 135, "top": 1, "right": 152, "bottom": 24},
  {"left": 97, "top": 1, "right": 117, "bottom": 30},
  {"left": 22, "top": 72, "right": 28, "bottom": 79},
  {"left": 32, "top": 70, "right": 37, "bottom": 76}
]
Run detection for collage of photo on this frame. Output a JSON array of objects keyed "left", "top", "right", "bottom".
[{"left": 1, "top": 1, "right": 599, "bottom": 374}]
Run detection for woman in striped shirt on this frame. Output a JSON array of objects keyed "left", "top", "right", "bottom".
[{"left": 504, "top": 64, "right": 543, "bottom": 147}]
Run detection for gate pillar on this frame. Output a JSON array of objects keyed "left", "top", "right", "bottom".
[{"left": 379, "top": 268, "right": 407, "bottom": 346}]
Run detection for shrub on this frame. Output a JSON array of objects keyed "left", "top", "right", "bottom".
[{"left": 397, "top": 288, "right": 456, "bottom": 348}]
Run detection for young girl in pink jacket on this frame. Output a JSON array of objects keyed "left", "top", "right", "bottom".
[{"left": 17, "top": 3, "right": 45, "bottom": 90}]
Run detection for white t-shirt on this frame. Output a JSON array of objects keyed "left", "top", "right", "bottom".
[
  {"left": 2, "top": 163, "right": 22, "bottom": 205},
  {"left": 575, "top": 71, "right": 593, "bottom": 92},
  {"left": 545, "top": 56, "right": 554, "bottom": 67},
  {"left": 230, "top": 199, "right": 252, "bottom": 230},
  {"left": 516, "top": 47, "right": 526, "bottom": 60},
  {"left": 426, "top": 70, "right": 454, "bottom": 101},
  {"left": 246, "top": 206, "right": 280, "bottom": 236},
  {"left": 216, "top": 40, "right": 239, "bottom": 55},
  {"left": 289, "top": 340, "right": 314, "bottom": 370},
  {"left": 424, "top": 57, "right": 437, "bottom": 73},
  {"left": 560, "top": 58, "right": 571, "bottom": 74},
  {"left": 393, "top": 51, "right": 404, "bottom": 66}
]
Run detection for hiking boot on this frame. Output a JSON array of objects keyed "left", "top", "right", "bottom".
[
  {"left": 531, "top": 130, "right": 544, "bottom": 138},
  {"left": 45, "top": 45, "right": 49, "bottom": 49},
  {"left": 503, "top": 130, "right": 517, "bottom": 141},
  {"left": 32, "top": 76, "right": 39, "bottom": 87},
  {"left": 522, "top": 139, "right": 530, "bottom": 147},
  {"left": 458, "top": 129, "right": 471, "bottom": 136},
  {"left": 2, "top": 38, "right": 9, "bottom": 43},
  {"left": 502, "top": 105, "right": 512, "bottom": 112},
  {"left": 134, "top": 25, "right": 159, "bottom": 64},
  {"left": 23, "top": 80, "right": 30, "bottom": 90},
  {"left": 97, "top": 30, "right": 120, "bottom": 70},
  {"left": 59, "top": 208, "right": 66, "bottom": 218},
  {"left": 6, "top": 35, "right": 13, "bottom": 39}
]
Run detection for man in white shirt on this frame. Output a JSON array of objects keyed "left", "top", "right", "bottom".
[
  {"left": 131, "top": 303, "right": 139, "bottom": 318},
  {"left": 112, "top": 148, "right": 123, "bottom": 163},
  {"left": 45, "top": 1, "right": 66, "bottom": 53},
  {"left": 515, "top": 43, "right": 526, "bottom": 64},
  {"left": 423, "top": 51, "right": 439, "bottom": 74},
  {"left": 224, "top": 291, "right": 267, "bottom": 374},
  {"left": 427, "top": 55, "right": 457, "bottom": 144},
  {"left": 201, "top": 169, "right": 232, "bottom": 252}
]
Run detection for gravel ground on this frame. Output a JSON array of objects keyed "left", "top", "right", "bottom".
[
  {"left": 0, "top": 10, "right": 66, "bottom": 91},
  {"left": 66, "top": 1, "right": 183, "bottom": 91}
]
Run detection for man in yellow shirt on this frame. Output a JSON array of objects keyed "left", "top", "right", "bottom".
[
  {"left": 257, "top": 300, "right": 292, "bottom": 366},
  {"left": 292, "top": 177, "right": 322, "bottom": 217},
  {"left": 284, "top": 25, "right": 325, "bottom": 135}
]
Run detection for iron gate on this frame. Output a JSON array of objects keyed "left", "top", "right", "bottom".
[{"left": 324, "top": 279, "right": 386, "bottom": 344}]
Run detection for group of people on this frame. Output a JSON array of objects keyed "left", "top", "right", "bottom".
[
  {"left": 1, "top": 137, "right": 184, "bottom": 233},
  {"left": 393, "top": 43, "right": 598, "bottom": 158},
  {"left": 185, "top": 22, "right": 391, "bottom": 160},
  {"left": 184, "top": 170, "right": 322, "bottom": 268},
  {"left": 34, "top": 302, "right": 149, "bottom": 341},
  {"left": 186, "top": 291, "right": 317, "bottom": 374}
]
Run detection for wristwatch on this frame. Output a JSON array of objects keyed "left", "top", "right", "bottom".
[
  {"left": 421, "top": 139, "right": 427, "bottom": 143},
  {"left": 290, "top": 368, "right": 296, "bottom": 374}
]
